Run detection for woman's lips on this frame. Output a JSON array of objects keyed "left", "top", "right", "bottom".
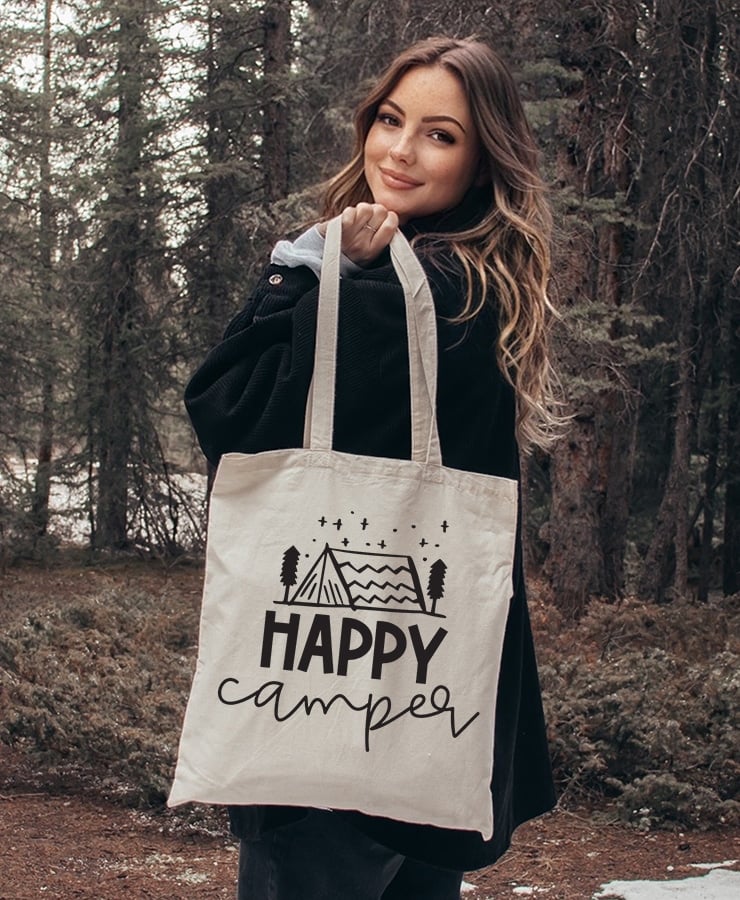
[{"left": 378, "top": 167, "right": 423, "bottom": 189}]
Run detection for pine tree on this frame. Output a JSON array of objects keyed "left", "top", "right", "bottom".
[
  {"left": 427, "top": 559, "right": 447, "bottom": 616},
  {"left": 29, "top": 0, "right": 56, "bottom": 543},
  {"left": 280, "top": 545, "right": 300, "bottom": 602},
  {"left": 634, "top": 0, "right": 737, "bottom": 601}
]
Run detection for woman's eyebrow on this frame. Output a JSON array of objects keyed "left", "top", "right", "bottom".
[{"left": 381, "top": 97, "right": 467, "bottom": 134}]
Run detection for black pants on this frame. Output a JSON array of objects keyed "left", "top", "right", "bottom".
[{"left": 237, "top": 810, "right": 464, "bottom": 899}]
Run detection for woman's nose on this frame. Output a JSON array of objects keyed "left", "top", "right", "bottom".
[{"left": 389, "top": 131, "right": 415, "bottom": 164}]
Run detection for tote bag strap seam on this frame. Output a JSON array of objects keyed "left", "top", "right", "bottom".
[
  {"left": 389, "top": 236, "right": 442, "bottom": 465},
  {"left": 306, "top": 216, "right": 442, "bottom": 465},
  {"left": 306, "top": 216, "right": 341, "bottom": 450}
]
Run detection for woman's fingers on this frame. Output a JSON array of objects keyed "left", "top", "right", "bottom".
[
  {"left": 353, "top": 202, "right": 382, "bottom": 233},
  {"left": 339, "top": 203, "right": 398, "bottom": 266},
  {"left": 374, "top": 209, "right": 399, "bottom": 244}
]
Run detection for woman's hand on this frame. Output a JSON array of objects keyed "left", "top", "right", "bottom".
[{"left": 318, "top": 203, "right": 399, "bottom": 266}]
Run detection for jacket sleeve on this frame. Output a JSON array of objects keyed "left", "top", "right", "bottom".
[
  {"left": 184, "top": 252, "right": 518, "bottom": 480},
  {"left": 184, "top": 259, "right": 417, "bottom": 467},
  {"left": 184, "top": 263, "right": 320, "bottom": 466}
]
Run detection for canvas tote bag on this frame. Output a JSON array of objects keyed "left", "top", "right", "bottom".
[{"left": 169, "top": 217, "right": 518, "bottom": 839}]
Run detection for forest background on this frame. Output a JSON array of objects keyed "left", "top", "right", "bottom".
[{"left": 0, "top": 0, "right": 738, "bottom": 834}]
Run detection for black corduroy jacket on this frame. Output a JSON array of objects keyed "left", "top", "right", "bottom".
[{"left": 183, "top": 235, "right": 556, "bottom": 871}]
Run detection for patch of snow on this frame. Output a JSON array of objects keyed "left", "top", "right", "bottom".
[
  {"left": 593, "top": 867, "right": 740, "bottom": 899},
  {"left": 461, "top": 882, "right": 477, "bottom": 893},
  {"left": 690, "top": 861, "right": 738, "bottom": 871},
  {"left": 176, "top": 869, "right": 209, "bottom": 885},
  {"left": 144, "top": 852, "right": 186, "bottom": 866}
]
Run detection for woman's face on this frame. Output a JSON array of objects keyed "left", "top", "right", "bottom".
[{"left": 363, "top": 65, "right": 481, "bottom": 224}]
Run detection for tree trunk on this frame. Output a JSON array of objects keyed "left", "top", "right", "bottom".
[
  {"left": 635, "top": 1, "right": 729, "bottom": 601},
  {"left": 546, "top": 1, "right": 638, "bottom": 611},
  {"left": 723, "top": 296, "right": 740, "bottom": 594},
  {"left": 671, "top": 284, "right": 692, "bottom": 597},
  {"left": 593, "top": 3, "right": 638, "bottom": 598},
  {"left": 262, "top": 0, "right": 291, "bottom": 201},
  {"left": 637, "top": 245, "right": 695, "bottom": 602},
  {"left": 95, "top": 3, "right": 146, "bottom": 549},
  {"left": 600, "top": 394, "right": 638, "bottom": 597},
  {"left": 546, "top": 408, "right": 605, "bottom": 618},
  {"left": 201, "top": 4, "right": 238, "bottom": 347},
  {"left": 698, "top": 398, "right": 719, "bottom": 602},
  {"left": 30, "top": 0, "right": 55, "bottom": 542},
  {"left": 191, "top": 0, "right": 265, "bottom": 352}
]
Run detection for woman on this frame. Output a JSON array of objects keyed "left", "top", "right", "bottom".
[{"left": 185, "top": 35, "right": 557, "bottom": 900}]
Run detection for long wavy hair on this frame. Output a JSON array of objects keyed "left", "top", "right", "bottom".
[{"left": 321, "top": 36, "right": 559, "bottom": 450}]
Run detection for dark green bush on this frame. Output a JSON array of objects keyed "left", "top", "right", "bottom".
[
  {"left": 0, "top": 586, "right": 197, "bottom": 806},
  {"left": 1, "top": 580, "right": 737, "bottom": 831},
  {"left": 535, "top": 595, "right": 740, "bottom": 827}
]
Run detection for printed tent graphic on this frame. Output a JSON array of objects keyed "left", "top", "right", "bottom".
[{"left": 287, "top": 544, "right": 427, "bottom": 612}]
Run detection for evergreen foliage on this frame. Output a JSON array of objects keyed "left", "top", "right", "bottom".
[
  {"left": 0, "top": 0, "right": 736, "bottom": 606},
  {"left": 535, "top": 592, "right": 740, "bottom": 828},
  {"left": 1, "top": 579, "right": 736, "bottom": 828}
]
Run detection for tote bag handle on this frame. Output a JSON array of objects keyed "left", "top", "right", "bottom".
[{"left": 305, "top": 215, "right": 443, "bottom": 466}]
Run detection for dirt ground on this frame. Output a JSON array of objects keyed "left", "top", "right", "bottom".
[
  {"left": 1, "top": 751, "right": 738, "bottom": 900},
  {"left": 1, "top": 562, "right": 738, "bottom": 898}
]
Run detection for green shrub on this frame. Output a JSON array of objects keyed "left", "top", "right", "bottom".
[
  {"left": 535, "top": 595, "right": 740, "bottom": 828},
  {"left": 1, "top": 579, "right": 737, "bottom": 831},
  {"left": 619, "top": 774, "right": 740, "bottom": 830},
  {"left": 0, "top": 586, "right": 198, "bottom": 807}
]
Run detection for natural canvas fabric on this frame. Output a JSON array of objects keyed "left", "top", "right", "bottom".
[{"left": 169, "top": 218, "right": 518, "bottom": 839}]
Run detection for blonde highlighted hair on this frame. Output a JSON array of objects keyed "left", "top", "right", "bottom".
[{"left": 322, "top": 36, "right": 559, "bottom": 450}]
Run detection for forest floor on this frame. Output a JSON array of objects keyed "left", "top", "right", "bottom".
[
  {"left": 1, "top": 754, "right": 739, "bottom": 900},
  {"left": 1, "top": 562, "right": 738, "bottom": 899}
]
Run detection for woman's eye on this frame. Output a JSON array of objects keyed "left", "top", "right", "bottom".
[
  {"left": 430, "top": 130, "right": 455, "bottom": 144},
  {"left": 377, "top": 112, "right": 400, "bottom": 126}
]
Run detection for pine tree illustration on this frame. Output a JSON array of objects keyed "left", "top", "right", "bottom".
[
  {"left": 280, "top": 546, "right": 300, "bottom": 602},
  {"left": 427, "top": 559, "right": 447, "bottom": 615}
]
